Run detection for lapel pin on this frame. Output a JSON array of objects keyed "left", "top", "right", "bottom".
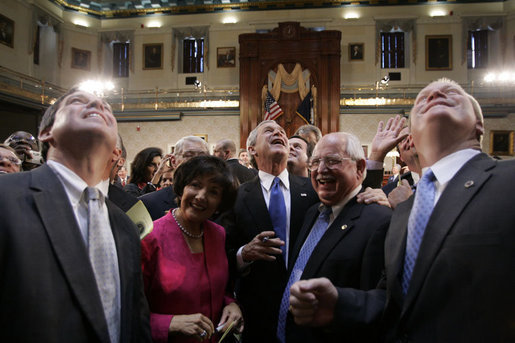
[
  {"left": 300, "top": 193, "right": 307, "bottom": 197},
  {"left": 341, "top": 224, "right": 348, "bottom": 230},
  {"left": 464, "top": 180, "right": 474, "bottom": 188}
]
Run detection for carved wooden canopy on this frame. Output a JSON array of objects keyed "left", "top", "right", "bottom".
[{"left": 239, "top": 22, "right": 341, "bottom": 146}]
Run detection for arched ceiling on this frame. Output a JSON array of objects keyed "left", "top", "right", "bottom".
[{"left": 50, "top": 0, "right": 501, "bottom": 18}]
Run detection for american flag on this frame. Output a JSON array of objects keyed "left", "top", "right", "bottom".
[{"left": 264, "top": 91, "right": 283, "bottom": 120}]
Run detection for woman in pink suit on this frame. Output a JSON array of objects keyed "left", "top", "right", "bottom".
[{"left": 142, "top": 156, "right": 242, "bottom": 342}]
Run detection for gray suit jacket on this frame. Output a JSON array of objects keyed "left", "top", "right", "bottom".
[
  {"left": 334, "top": 153, "right": 515, "bottom": 342},
  {"left": 0, "top": 165, "right": 151, "bottom": 342}
]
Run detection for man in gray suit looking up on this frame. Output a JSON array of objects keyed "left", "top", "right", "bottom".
[{"left": 0, "top": 88, "right": 151, "bottom": 343}]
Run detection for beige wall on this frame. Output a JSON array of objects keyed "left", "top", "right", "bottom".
[
  {"left": 119, "top": 115, "right": 240, "bottom": 166},
  {"left": 1, "top": 0, "right": 515, "bottom": 163}
]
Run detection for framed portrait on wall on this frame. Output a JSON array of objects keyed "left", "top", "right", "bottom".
[
  {"left": 143, "top": 43, "right": 163, "bottom": 70},
  {"left": 217, "top": 47, "right": 235, "bottom": 68},
  {"left": 194, "top": 133, "right": 208, "bottom": 142},
  {"left": 426, "top": 35, "right": 452, "bottom": 70},
  {"left": 0, "top": 14, "right": 15, "bottom": 48},
  {"left": 490, "top": 130, "right": 514, "bottom": 156},
  {"left": 349, "top": 43, "right": 364, "bottom": 61},
  {"left": 71, "top": 48, "right": 91, "bottom": 71}
]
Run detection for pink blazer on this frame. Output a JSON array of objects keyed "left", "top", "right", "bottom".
[{"left": 141, "top": 212, "right": 234, "bottom": 343}]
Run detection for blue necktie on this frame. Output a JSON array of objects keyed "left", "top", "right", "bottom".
[
  {"left": 402, "top": 169, "right": 436, "bottom": 295},
  {"left": 269, "top": 177, "right": 287, "bottom": 257},
  {"left": 276, "top": 207, "right": 332, "bottom": 343}
]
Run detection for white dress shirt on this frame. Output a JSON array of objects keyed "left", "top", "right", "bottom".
[
  {"left": 237, "top": 169, "right": 292, "bottom": 269},
  {"left": 47, "top": 160, "right": 111, "bottom": 246},
  {"left": 422, "top": 148, "right": 481, "bottom": 205}
]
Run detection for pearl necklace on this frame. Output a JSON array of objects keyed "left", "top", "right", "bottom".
[{"left": 172, "top": 209, "right": 203, "bottom": 239}]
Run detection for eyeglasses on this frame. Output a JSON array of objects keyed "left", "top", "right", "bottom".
[
  {"left": 308, "top": 156, "right": 353, "bottom": 171},
  {"left": 5, "top": 133, "right": 39, "bottom": 150},
  {"left": 0, "top": 155, "right": 22, "bottom": 166}
]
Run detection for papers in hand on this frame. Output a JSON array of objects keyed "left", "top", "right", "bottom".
[{"left": 217, "top": 320, "right": 237, "bottom": 343}]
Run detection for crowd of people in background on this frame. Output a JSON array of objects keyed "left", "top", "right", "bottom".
[{"left": 0, "top": 78, "right": 513, "bottom": 342}]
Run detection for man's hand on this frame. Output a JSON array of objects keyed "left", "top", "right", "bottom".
[
  {"left": 369, "top": 115, "right": 408, "bottom": 162},
  {"left": 289, "top": 278, "right": 338, "bottom": 327},
  {"left": 388, "top": 179, "right": 413, "bottom": 209},
  {"left": 241, "top": 231, "right": 284, "bottom": 262},
  {"left": 357, "top": 187, "right": 391, "bottom": 207}
]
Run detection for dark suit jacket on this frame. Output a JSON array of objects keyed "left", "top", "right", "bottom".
[
  {"left": 139, "top": 186, "right": 177, "bottom": 221},
  {"left": 224, "top": 173, "right": 319, "bottom": 343},
  {"left": 226, "top": 158, "right": 257, "bottom": 184},
  {"left": 109, "top": 183, "right": 139, "bottom": 212},
  {"left": 382, "top": 171, "right": 414, "bottom": 196},
  {"left": 364, "top": 168, "right": 384, "bottom": 189},
  {"left": 0, "top": 165, "right": 151, "bottom": 343},
  {"left": 285, "top": 195, "right": 391, "bottom": 343},
  {"left": 334, "top": 154, "right": 515, "bottom": 342}
]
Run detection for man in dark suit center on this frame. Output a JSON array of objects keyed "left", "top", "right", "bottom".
[
  {"left": 0, "top": 88, "right": 151, "bottom": 342},
  {"left": 289, "top": 78, "right": 515, "bottom": 342},
  {"left": 223, "top": 120, "right": 319, "bottom": 343}
]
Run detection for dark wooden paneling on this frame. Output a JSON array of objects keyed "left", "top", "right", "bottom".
[{"left": 239, "top": 22, "right": 341, "bottom": 146}]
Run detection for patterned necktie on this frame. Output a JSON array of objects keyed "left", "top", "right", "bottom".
[
  {"left": 276, "top": 207, "right": 332, "bottom": 343},
  {"left": 401, "top": 169, "right": 436, "bottom": 295},
  {"left": 269, "top": 177, "right": 287, "bottom": 257},
  {"left": 85, "top": 187, "right": 121, "bottom": 343}
]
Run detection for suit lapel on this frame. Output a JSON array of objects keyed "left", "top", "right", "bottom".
[
  {"left": 289, "top": 205, "right": 319, "bottom": 270},
  {"left": 32, "top": 165, "right": 111, "bottom": 343},
  {"left": 301, "top": 198, "right": 362, "bottom": 279},
  {"left": 401, "top": 154, "right": 494, "bottom": 314},
  {"left": 289, "top": 175, "right": 311, "bottom": 249},
  {"left": 241, "top": 179, "right": 273, "bottom": 236},
  {"left": 385, "top": 197, "right": 413, "bottom": 306},
  {"left": 107, "top": 200, "right": 136, "bottom": 342}
]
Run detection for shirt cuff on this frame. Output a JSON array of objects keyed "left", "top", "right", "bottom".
[{"left": 236, "top": 245, "right": 253, "bottom": 271}]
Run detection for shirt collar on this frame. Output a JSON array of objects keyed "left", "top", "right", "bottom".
[
  {"left": 258, "top": 168, "right": 290, "bottom": 191},
  {"left": 47, "top": 160, "right": 109, "bottom": 204},
  {"left": 329, "top": 184, "right": 362, "bottom": 220},
  {"left": 422, "top": 148, "right": 481, "bottom": 185}
]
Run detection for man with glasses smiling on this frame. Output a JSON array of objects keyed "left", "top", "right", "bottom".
[{"left": 277, "top": 132, "right": 391, "bottom": 343}]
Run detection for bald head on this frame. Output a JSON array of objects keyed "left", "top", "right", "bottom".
[{"left": 214, "top": 139, "right": 237, "bottom": 161}]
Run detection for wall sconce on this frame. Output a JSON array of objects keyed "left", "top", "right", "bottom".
[
  {"left": 147, "top": 21, "right": 162, "bottom": 28},
  {"left": 73, "top": 19, "right": 89, "bottom": 27},
  {"left": 429, "top": 9, "right": 447, "bottom": 17},
  {"left": 344, "top": 12, "right": 360, "bottom": 20}
]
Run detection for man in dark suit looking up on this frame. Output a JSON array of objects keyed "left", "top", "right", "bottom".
[
  {"left": 213, "top": 138, "right": 256, "bottom": 184},
  {"left": 224, "top": 120, "right": 319, "bottom": 343},
  {"left": 0, "top": 88, "right": 151, "bottom": 342},
  {"left": 289, "top": 78, "right": 515, "bottom": 342},
  {"left": 278, "top": 132, "right": 391, "bottom": 343}
]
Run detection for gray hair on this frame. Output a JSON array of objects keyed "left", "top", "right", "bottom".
[
  {"left": 174, "top": 136, "right": 209, "bottom": 156},
  {"left": 295, "top": 124, "right": 322, "bottom": 143},
  {"left": 339, "top": 132, "right": 366, "bottom": 162}
]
